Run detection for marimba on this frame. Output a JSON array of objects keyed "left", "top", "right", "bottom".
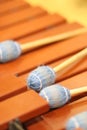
[{"left": 0, "top": 0, "right": 87, "bottom": 130}]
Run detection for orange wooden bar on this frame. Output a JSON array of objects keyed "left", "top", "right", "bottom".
[
  {"left": 0, "top": 7, "right": 46, "bottom": 29},
  {"left": 0, "top": 90, "right": 49, "bottom": 130},
  {"left": 0, "top": 0, "right": 28, "bottom": 15},
  {"left": 0, "top": 0, "right": 87, "bottom": 130},
  {"left": 0, "top": 74, "right": 27, "bottom": 101},
  {"left": 0, "top": 14, "right": 65, "bottom": 41},
  {"left": 18, "top": 22, "right": 82, "bottom": 43}
]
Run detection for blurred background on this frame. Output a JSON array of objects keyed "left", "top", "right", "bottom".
[{"left": 25, "top": 0, "right": 87, "bottom": 26}]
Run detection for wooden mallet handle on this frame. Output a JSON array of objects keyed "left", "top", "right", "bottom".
[
  {"left": 21, "top": 28, "right": 87, "bottom": 53},
  {"left": 70, "top": 86, "right": 87, "bottom": 98},
  {"left": 53, "top": 48, "right": 87, "bottom": 76}
]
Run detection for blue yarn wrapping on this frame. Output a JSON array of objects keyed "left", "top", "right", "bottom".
[
  {"left": 27, "top": 65, "right": 56, "bottom": 91},
  {"left": 0, "top": 40, "right": 22, "bottom": 63},
  {"left": 39, "top": 84, "right": 71, "bottom": 108},
  {"left": 66, "top": 111, "right": 87, "bottom": 130}
]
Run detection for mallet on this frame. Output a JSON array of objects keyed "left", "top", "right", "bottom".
[
  {"left": 39, "top": 84, "right": 87, "bottom": 108},
  {"left": 0, "top": 28, "right": 87, "bottom": 63},
  {"left": 27, "top": 48, "right": 87, "bottom": 91},
  {"left": 66, "top": 111, "right": 87, "bottom": 130}
]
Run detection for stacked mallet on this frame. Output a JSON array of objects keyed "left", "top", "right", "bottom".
[
  {"left": 0, "top": 28, "right": 87, "bottom": 63},
  {"left": 39, "top": 84, "right": 87, "bottom": 108},
  {"left": 27, "top": 48, "right": 87, "bottom": 91},
  {"left": 66, "top": 111, "right": 87, "bottom": 130}
]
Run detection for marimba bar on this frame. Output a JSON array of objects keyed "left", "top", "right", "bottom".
[
  {"left": 0, "top": 0, "right": 87, "bottom": 130},
  {"left": 0, "top": 0, "right": 28, "bottom": 15},
  {"left": 0, "top": 7, "right": 47, "bottom": 29}
]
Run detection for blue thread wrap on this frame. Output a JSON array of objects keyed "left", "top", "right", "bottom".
[
  {"left": 39, "top": 84, "right": 71, "bottom": 108},
  {"left": 27, "top": 65, "right": 56, "bottom": 91},
  {"left": 66, "top": 111, "right": 87, "bottom": 130},
  {"left": 0, "top": 40, "right": 22, "bottom": 63}
]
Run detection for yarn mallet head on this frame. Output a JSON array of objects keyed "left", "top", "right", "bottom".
[
  {"left": 39, "top": 84, "right": 87, "bottom": 109},
  {"left": 27, "top": 48, "right": 87, "bottom": 91},
  {"left": 66, "top": 111, "right": 87, "bottom": 130},
  {"left": 0, "top": 28, "right": 87, "bottom": 63}
]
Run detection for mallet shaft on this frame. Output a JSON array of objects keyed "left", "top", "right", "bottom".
[
  {"left": 53, "top": 48, "right": 87, "bottom": 76},
  {"left": 70, "top": 86, "right": 87, "bottom": 98},
  {"left": 21, "top": 28, "right": 87, "bottom": 53}
]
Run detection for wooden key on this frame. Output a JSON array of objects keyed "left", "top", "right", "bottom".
[
  {"left": 0, "top": 74, "right": 27, "bottom": 101},
  {"left": 0, "top": 90, "right": 49, "bottom": 130},
  {"left": 0, "top": 14, "right": 65, "bottom": 41},
  {"left": 0, "top": 7, "right": 46, "bottom": 29},
  {"left": 0, "top": 0, "right": 28, "bottom": 15}
]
